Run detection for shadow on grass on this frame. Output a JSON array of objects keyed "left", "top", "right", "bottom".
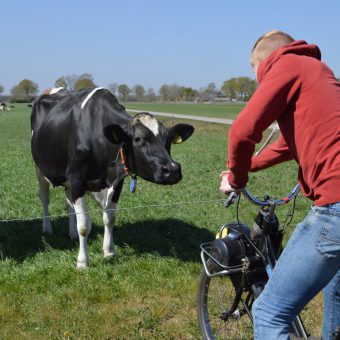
[
  {"left": 0, "top": 217, "right": 214, "bottom": 263},
  {"left": 114, "top": 218, "right": 214, "bottom": 262},
  {"left": 0, "top": 217, "right": 101, "bottom": 262}
]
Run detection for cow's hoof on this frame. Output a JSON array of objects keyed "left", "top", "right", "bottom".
[
  {"left": 76, "top": 260, "right": 88, "bottom": 270},
  {"left": 104, "top": 252, "right": 116, "bottom": 259}
]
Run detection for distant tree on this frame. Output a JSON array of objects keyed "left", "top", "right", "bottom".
[
  {"left": 75, "top": 73, "right": 96, "bottom": 91},
  {"left": 10, "top": 85, "right": 22, "bottom": 101},
  {"left": 133, "top": 84, "right": 145, "bottom": 101},
  {"left": 206, "top": 82, "right": 217, "bottom": 97},
  {"left": 78, "top": 73, "right": 94, "bottom": 81},
  {"left": 55, "top": 76, "right": 68, "bottom": 89},
  {"left": 10, "top": 79, "right": 38, "bottom": 102},
  {"left": 118, "top": 84, "right": 130, "bottom": 101},
  {"left": 221, "top": 77, "right": 256, "bottom": 101},
  {"left": 180, "top": 87, "right": 198, "bottom": 102},
  {"left": 237, "top": 77, "right": 255, "bottom": 101},
  {"left": 337, "top": 77, "right": 340, "bottom": 82},
  {"left": 199, "top": 82, "right": 217, "bottom": 101},
  {"left": 221, "top": 78, "right": 238, "bottom": 100},
  {"left": 145, "top": 87, "right": 156, "bottom": 102},
  {"left": 160, "top": 83, "right": 183, "bottom": 101},
  {"left": 108, "top": 83, "right": 118, "bottom": 95},
  {"left": 244, "top": 78, "right": 257, "bottom": 100},
  {"left": 65, "top": 74, "right": 78, "bottom": 91},
  {"left": 19, "top": 79, "right": 39, "bottom": 97},
  {"left": 0, "top": 84, "right": 4, "bottom": 95},
  {"left": 75, "top": 78, "right": 96, "bottom": 91},
  {"left": 169, "top": 84, "right": 181, "bottom": 101},
  {"left": 159, "top": 84, "right": 170, "bottom": 101}
]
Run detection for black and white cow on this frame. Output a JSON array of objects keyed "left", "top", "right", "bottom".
[
  {"left": 0, "top": 102, "right": 7, "bottom": 111},
  {"left": 31, "top": 87, "right": 194, "bottom": 269}
]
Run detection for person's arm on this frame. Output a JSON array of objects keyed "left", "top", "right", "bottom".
[
  {"left": 250, "top": 133, "right": 294, "bottom": 172},
  {"left": 227, "top": 56, "right": 302, "bottom": 189}
]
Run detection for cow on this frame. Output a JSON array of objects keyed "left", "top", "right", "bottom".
[
  {"left": 0, "top": 102, "right": 7, "bottom": 111},
  {"left": 31, "top": 87, "right": 194, "bottom": 269}
]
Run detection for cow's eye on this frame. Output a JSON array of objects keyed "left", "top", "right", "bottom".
[{"left": 134, "top": 136, "right": 142, "bottom": 144}]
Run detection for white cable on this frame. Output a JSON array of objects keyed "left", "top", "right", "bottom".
[{"left": 255, "top": 122, "right": 280, "bottom": 156}]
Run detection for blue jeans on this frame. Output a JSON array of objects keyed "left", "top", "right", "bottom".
[{"left": 253, "top": 202, "right": 340, "bottom": 340}]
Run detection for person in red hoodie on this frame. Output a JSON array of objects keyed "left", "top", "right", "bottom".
[{"left": 220, "top": 30, "right": 340, "bottom": 340}]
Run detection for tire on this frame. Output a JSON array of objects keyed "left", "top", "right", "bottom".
[{"left": 197, "top": 260, "right": 253, "bottom": 340}]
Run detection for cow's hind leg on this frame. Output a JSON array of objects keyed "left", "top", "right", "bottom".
[
  {"left": 36, "top": 168, "right": 53, "bottom": 235},
  {"left": 74, "top": 195, "right": 92, "bottom": 269}
]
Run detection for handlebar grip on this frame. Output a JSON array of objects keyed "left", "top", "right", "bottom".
[{"left": 224, "top": 192, "right": 239, "bottom": 208}]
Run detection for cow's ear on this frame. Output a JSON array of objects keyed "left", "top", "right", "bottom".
[
  {"left": 103, "top": 124, "right": 129, "bottom": 144},
  {"left": 170, "top": 124, "right": 194, "bottom": 144}
]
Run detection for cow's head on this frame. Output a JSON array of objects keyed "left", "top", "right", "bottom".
[{"left": 104, "top": 112, "right": 194, "bottom": 184}]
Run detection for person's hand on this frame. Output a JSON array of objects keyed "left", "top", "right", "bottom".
[{"left": 219, "top": 170, "right": 242, "bottom": 195}]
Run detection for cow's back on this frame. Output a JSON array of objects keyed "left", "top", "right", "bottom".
[
  {"left": 31, "top": 90, "right": 89, "bottom": 185},
  {"left": 31, "top": 88, "right": 131, "bottom": 188}
]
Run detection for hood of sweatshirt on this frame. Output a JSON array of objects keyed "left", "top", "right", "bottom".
[{"left": 257, "top": 40, "right": 321, "bottom": 83}]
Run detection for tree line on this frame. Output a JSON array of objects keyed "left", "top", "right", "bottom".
[{"left": 2, "top": 74, "right": 340, "bottom": 103}]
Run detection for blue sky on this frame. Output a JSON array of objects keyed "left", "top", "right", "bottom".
[{"left": 1, "top": 0, "right": 339, "bottom": 94}]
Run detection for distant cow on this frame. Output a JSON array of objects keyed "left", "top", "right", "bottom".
[
  {"left": 31, "top": 87, "right": 194, "bottom": 268},
  {"left": 0, "top": 102, "right": 7, "bottom": 111}
]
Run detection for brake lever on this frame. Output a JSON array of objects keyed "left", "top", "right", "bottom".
[{"left": 224, "top": 191, "right": 239, "bottom": 208}]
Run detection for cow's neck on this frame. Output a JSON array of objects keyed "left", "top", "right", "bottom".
[{"left": 112, "top": 144, "right": 137, "bottom": 193}]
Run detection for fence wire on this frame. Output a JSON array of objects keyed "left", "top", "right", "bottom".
[{"left": 0, "top": 198, "right": 225, "bottom": 224}]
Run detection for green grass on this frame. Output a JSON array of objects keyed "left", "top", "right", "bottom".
[
  {"left": 0, "top": 104, "right": 322, "bottom": 338},
  {"left": 124, "top": 102, "right": 246, "bottom": 120}
]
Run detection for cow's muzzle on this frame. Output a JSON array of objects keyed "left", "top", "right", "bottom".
[{"left": 160, "top": 161, "right": 182, "bottom": 184}]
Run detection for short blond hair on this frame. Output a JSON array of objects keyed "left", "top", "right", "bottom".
[{"left": 250, "top": 30, "right": 295, "bottom": 67}]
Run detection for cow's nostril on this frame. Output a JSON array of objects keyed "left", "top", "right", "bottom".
[{"left": 162, "top": 165, "right": 171, "bottom": 177}]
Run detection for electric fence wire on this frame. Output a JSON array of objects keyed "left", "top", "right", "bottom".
[{"left": 0, "top": 197, "right": 226, "bottom": 224}]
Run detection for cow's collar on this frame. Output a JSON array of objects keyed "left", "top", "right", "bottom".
[{"left": 113, "top": 144, "right": 137, "bottom": 193}]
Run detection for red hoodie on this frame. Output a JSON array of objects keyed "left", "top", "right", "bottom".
[{"left": 227, "top": 40, "right": 340, "bottom": 206}]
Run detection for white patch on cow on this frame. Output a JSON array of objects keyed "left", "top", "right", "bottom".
[
  {"left": 104, "top": 186, "right": 115, "bottom": 209},
  {"left": 103, "top": 201, "right": 116, "bottom": 257},
  {"left": 32, "top": 130, "right": 34, "bottom": 137},
  {"left": 81, "top": 87, "right": 105, "bottom": 109},
  {"left": 74, "top": 196, "right": 92, "bottom": 269},
  {"left": 90, "top": 187, "right": 116, "bottom": 258},
  {"left": 138, "top": 115, "right": 159, "bottom": 136},
  {"left": 49, "top": 87, "right": 64, "bottom": 94}
]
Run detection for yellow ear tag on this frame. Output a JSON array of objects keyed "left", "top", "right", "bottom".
[{"left": 172, "top": 134, "right": 183, "bottom": 144}]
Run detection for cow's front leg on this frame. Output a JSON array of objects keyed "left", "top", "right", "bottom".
[
  {"left": 103, "top": 201, "right": 117, "bottom": 258},
  {"left": 74, "top": 196, "right": 92, "bottom": 269},
  {"left": 36, "top": 168, "right": 53, "bottom": 235},
  {"left": 92, "top": 187, "right": 116, "bottom": 258},
  {"left": 65, "top": 187, "right": 78, "bottom": 240}
]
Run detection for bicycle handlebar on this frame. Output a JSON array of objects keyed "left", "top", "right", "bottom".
[{"left": 224, "top": 184, "right": 300, "bottom": 208}]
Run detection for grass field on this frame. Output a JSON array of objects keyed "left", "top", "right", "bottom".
[
  {"left": 0, "top": 103, "right": 322, "bottom": 339},
  {"left": 124, "top": 102, "right": 246, "bottom": 120}
]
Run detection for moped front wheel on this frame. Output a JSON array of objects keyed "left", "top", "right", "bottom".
[{"left": 197, "top": 260, "right": 253, "bottom": 340}]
